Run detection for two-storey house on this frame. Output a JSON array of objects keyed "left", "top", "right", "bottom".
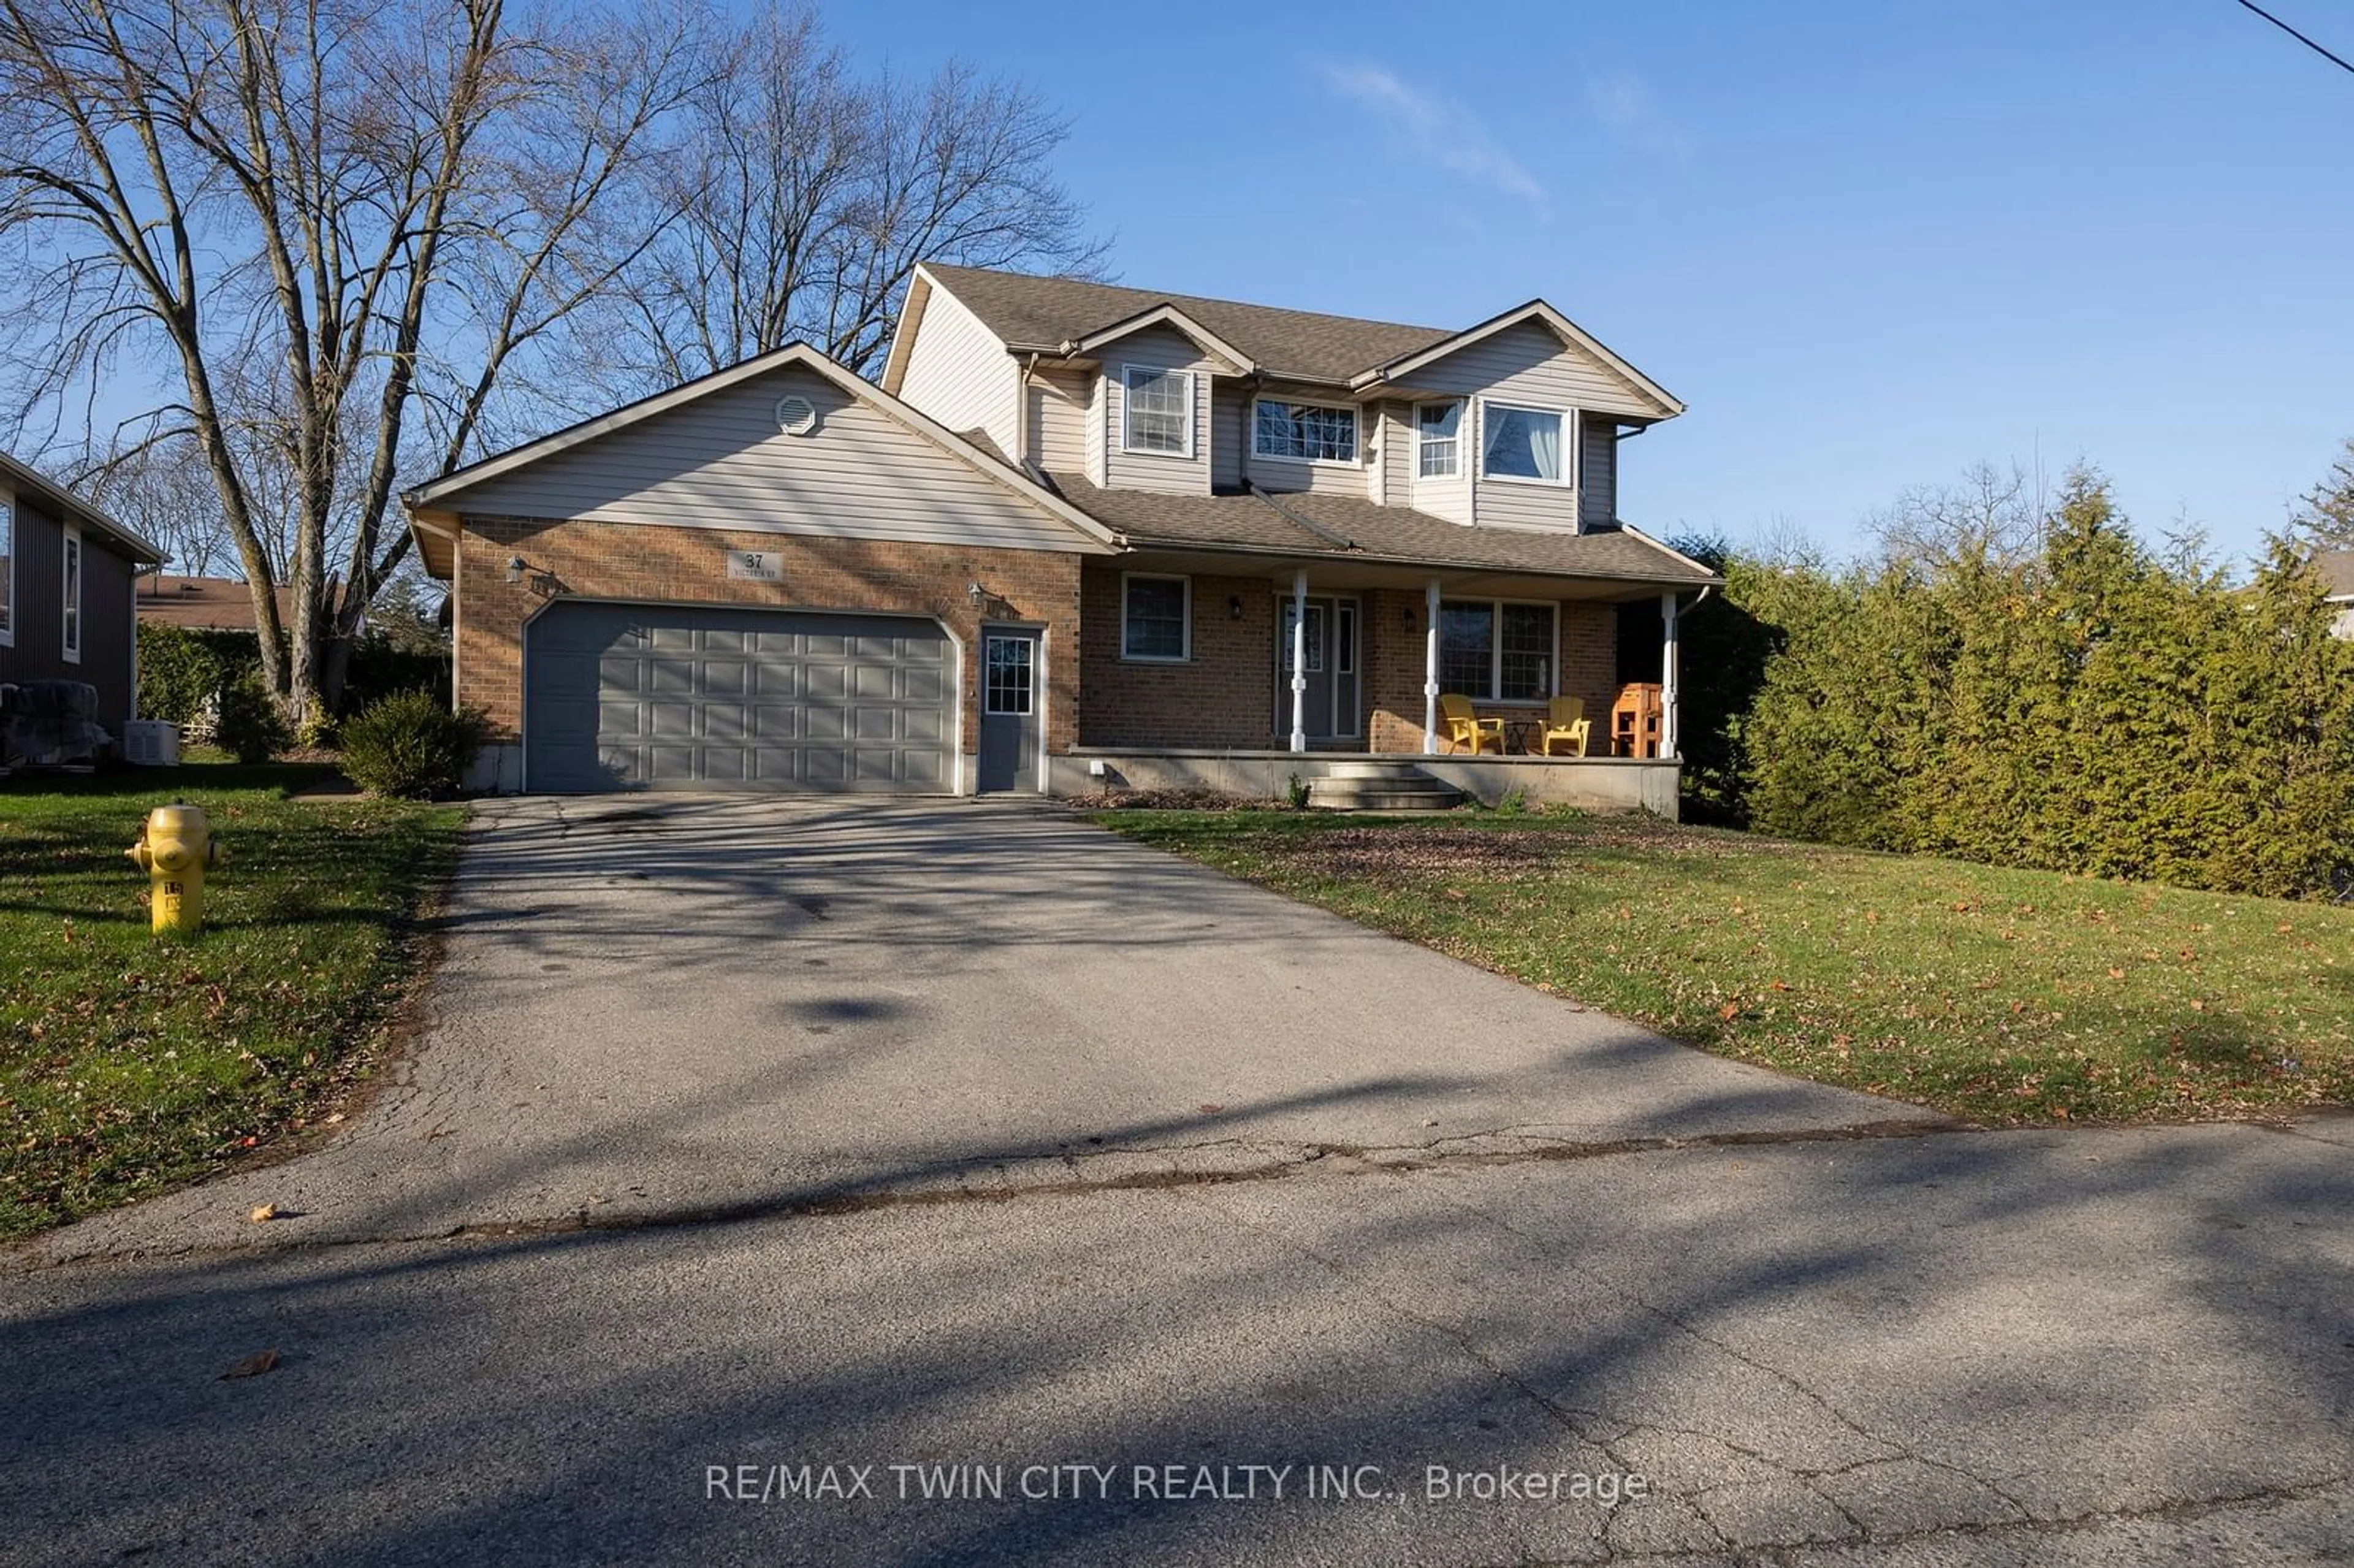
[{"left": 405, "top": 267, "right": 1718, "bottom": 805}]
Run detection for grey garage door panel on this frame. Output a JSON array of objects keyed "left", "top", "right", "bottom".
[{"left": 525, "top": 603, "right": 955, "bottom": 793}]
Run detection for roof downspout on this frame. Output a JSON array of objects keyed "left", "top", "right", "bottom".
[{"left": 1013, "top": 352, "right": 1039, "bottom": 465}]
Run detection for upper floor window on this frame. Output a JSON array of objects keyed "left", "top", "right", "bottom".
[
  {"left": 1122, "top": 366, "right": 1193, "bottom": 457},
  {"left": 1415, "top": 402, "right": 1461, "bottom": 479},
  {"left": 61, "top": 525, "right": 82, "bottom": 663},
  {"left": 1121, "top": 572, "right": 1190, "bottom": 661},
  {"left": 1482, "top": 402, "right": 1568, "bottom": 485},
  {"left": 1253, "top": 400, "right": 1358, "bottom": 465},
  {"left": 0, "top": 491, "right": 13, "bottom": 649}
]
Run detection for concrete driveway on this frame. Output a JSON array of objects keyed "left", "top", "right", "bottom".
[{"left": 36, "top": 796, "right": 1937, "bottom": 1259}]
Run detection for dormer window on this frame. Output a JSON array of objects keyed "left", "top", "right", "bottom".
[
  {"left": 1121, "top": 366, "right": 1194, "bottom": 457},
  {"left": 1415, "top": 402, "right": 1461, "bottom": 479},
  {"left": 1253, "top": 400, "right": 1358, "bottom": 465}
]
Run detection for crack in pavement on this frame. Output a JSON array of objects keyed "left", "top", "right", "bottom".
[{"left": 13, "top": 1117, "right": 1979, "bottom": 1271}]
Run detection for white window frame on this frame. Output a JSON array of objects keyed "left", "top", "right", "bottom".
[
  {"left": 1120, "top": 364, "right": 1195, "bottom": 459},
  {"left": 0, "top": 487, "right": 15, "bottom": 649},
  {"left": 1437, "top": 596, "right": 1559, "bottom": 705},
  {"left": 1414, "top": 400, "right": 1462, "bottom": 481},
  {"left": 1478, "top": 399, "right": 1576, "bottom": 489},
  {"left": 1251, "top": 398, "right": 1360, "bottom": 468},
  {"left": 1119, "top": 571, "right": 1191, "bottom": 663},
  {"left": 61, "top": 522, "right": 82, "bottom": 664}
]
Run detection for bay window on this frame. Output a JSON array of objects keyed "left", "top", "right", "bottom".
[{"left": 1438, "top": 599, "right": 1555, "bottom": 702}]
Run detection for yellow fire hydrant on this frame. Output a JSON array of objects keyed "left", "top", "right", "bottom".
[{"left": 127, "top": 802, "right": 224, "bottom": 935}]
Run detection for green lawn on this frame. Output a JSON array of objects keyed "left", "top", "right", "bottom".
[
  {"left": 1097, "top": 809, "right": 2354, "bottom": 1126},
  {"left": 1, "top": 764, "right": 462, "bottom": 1236}
]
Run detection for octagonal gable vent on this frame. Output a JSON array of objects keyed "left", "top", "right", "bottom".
[{"left": 774, "top": 395, "right": 817, "bottom": 435}]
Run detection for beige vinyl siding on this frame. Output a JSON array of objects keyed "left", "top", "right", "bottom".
[
  {"left": 1244, "top": 382, "right": 1371, "bottom": 498},
  {"left": 894, "top": 284, "right": 1018, "bottom": 456},
  {"left": 1405, "top": 398, "right": 1472, "bottom": 526},
  {"left": 1411, "top": 319, "right": 1669, "bottom": 533},
  {"left": 1581, "top": 417, "right": 1617, "bottom": 528},
  {"left": 1209, "top": 383, "right": 1246, "bottom": 491},
  {"left": 1103, "top": 327, "right": 1213, "bottom": 495},
  {"left": 443, "top": 365, "right": 1092, "bottom": 554},
  {"left": 1027, "top": 368, "right": 1089, "bottom": 472},
  {"left": 1408, "top": 318, "right": 1663, "bottom": 420}
]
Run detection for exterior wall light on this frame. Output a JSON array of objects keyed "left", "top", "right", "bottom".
[
  {"left": 506, "top": 555, "right": 527, "bottom": 584},
  {"left": 1228, "top": 595, "right": 1244, "bottom": 620}
]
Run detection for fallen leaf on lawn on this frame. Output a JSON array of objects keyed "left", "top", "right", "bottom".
[
  {"left": 2189, "top": 998, "right": 2206, "bottom": 1012},
  {"left": 221, "top": 1349, "right": 279, "bottom": 1380},
  {"left": 2107, "top": 968, "right": 2125, "bottom": 980},
  {"left": 248, "top": 1203, "right": 278, "bottom": 1224},
  {"left": 321, "top": 1113, "right": 345, "bottom": 1125},
  {"left": 1718, "top": 1003, "right": 1741, "bottom": 1021},
  {"left": 1769, "top": 980, "right": 1791, "bottom": 992}
]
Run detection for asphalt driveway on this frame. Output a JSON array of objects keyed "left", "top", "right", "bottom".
[
  {"left": 38, "top": 795, "right": 1937, "bottom": 1260},
  {"left": 7, "top": 797, "right": 2350, "bottom": 1563}
]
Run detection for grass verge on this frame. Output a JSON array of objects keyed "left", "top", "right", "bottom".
[
  {"left": 2, "top": 763, "right": 463, "bottom": 1237},
  {"left": 1095, "top": 809, "right": 2353, "bottom": 1126}
]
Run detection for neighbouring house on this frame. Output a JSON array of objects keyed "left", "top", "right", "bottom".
[
  {"left": 135, "top": 574, "right": 302, "bottom": 634},
  {"left": 2318, "top": 549, "right": 2354, "bottom": 640},
  {"left": 1, "top": 452, "right": 165, "bottom": 735},
  {"left": 402, "top": 265, "right": 1719, "bottom": 805}
]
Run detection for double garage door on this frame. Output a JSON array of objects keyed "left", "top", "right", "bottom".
[{"left": 524, "top": 601, "right": 953, "bottom": 793}]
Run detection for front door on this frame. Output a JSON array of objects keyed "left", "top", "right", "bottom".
[
  {"left": 1275, "top": 596, "right": 1360, "bottom": 740},
  {"left": 978, "top": 628, "right": 1042, "bottom": 793}
]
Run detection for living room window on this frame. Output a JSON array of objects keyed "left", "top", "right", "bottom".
[
  {"left": 1253, "top": 399, "right": 1358, "bottom": 465},
  {"left": 1122, "top": 366, "right": 1193, "bottom": 457},
  {"left": 1481, "top": 402, "right": 1569, "bottom": 485},
  {"left": 1121, "top": 573, "right": 1190, "bottom": 661},
  {"left": 1415, "top": 402, "right": 1461, "bottom": 479},
  {"left": 1438, "top": 599, "right": 1555, "bottom": 701}
]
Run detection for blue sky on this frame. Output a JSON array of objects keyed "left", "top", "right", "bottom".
[{"left": 825, "top": 0, "right": 2354, "bottom": 568}]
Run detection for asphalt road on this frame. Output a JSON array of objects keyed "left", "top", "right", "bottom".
[{"left": 5, "top": 799, "right": 2349, "bottom": 1565}]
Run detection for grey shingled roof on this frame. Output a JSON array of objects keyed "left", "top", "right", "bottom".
[
  {"left": 2316, "top": 547, "right": 2354, "bottom": 599},
  {"left": 923, "top": 265, "right": 1454, "bottom": 385},
  {"left": 1037, "top": 470, "right": 1716, "bottom": 585}
]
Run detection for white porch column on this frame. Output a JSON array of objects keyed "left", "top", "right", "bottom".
[
  {"left": 1289, "top": 569, "right": 1309, "bottom": 753},
  {"left": 1660, "top": 590, "right": 1682, "bottom": 761},
  {"left": 1422, "top": 577, "right": 1441, "bottom": 754}
]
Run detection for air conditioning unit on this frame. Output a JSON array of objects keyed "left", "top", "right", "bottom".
[{"left": 123, "top": 719, "right": 181, "bottom": 767}]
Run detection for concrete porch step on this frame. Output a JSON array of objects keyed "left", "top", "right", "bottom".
[{"left": 1307, "top": 766, "right": 1465, "bottom": 812}]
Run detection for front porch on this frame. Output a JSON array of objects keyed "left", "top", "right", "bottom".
[{"left": 1049, "top": 747, "right": 1682, "bottom": 815}]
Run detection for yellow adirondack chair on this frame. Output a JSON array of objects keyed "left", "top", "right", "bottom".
[
  {"left": 1438, "top": 693, "right": 1504, "bottom": 755},
  {"left": 1541, "top": 696, "right": 1592, "bottom": 757}
]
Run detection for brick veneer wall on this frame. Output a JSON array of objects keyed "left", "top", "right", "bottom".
[
  {"left": 454, "top": 516, "right": 1084, "bottom": 755},
  {"left": 1078, "top": 560, "right": 1284, "bottom": 747}
]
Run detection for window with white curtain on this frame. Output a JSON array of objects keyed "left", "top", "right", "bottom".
[{"left": 1482, "top": 403, "right": 1567, "bottom": 485}]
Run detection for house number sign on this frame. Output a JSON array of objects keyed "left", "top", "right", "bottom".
[{"left": 725, "top": 549, "right": 782, "bottom": 582}]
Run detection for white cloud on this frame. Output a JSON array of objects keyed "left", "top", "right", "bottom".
[
  {"left": 1320, "top": 61, "right": 1546, "bottom": 208},
  {"left": 1586, "top": 72, "right": 1694, "bottom": 162}
]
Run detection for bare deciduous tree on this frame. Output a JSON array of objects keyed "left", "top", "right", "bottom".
[
  {"left": 0, "top": 0, "right": 704, "bottom": 716},
  {"left": 585, "top": 4, "right": 1105, "bottom": 391},
  {"left": 1865, "top": 460, "right": 2044, "bottom": 576}
]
